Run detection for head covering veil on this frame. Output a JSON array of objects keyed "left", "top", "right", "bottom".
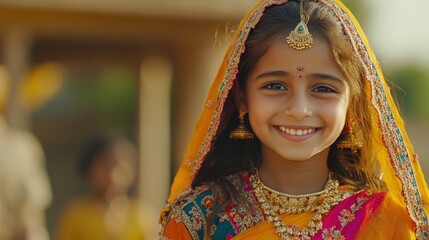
[{"left": 164, "top": 0, "right": 429, "bottom": 238}]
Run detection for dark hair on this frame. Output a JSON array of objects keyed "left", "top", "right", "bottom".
[
  {"left": 78, "top": 135, "right": 114, "bottom": 178},
  {"left": 193, "top": 1, "right": 384, "bottom": 236},
  {"left": 192, "top": 1, "right": 301, "bottom": 189}
]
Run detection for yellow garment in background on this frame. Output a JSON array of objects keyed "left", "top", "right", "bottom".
[{"left": 55, "top": 197, "right": 149, "bottom": 240}]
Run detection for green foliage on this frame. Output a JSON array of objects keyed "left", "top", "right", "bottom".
[
  {"left": 389, "top": 65, "right": 429, "bottom": 119},
  {"left": 340, "top": 0, "right": 359, "bottom": 13},
  {"left": 340, "top": 0, "right": 364, "bottom": 23},
  {"left": 96, "top": 67, "right": 138, "bottom": 122},
  {"left": 59, "top": 65, "right": 138, "bottom": 129}
]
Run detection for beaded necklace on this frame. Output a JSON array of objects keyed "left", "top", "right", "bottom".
[{"left": 250, "top": 170, "right": 353, "bottom": 239}]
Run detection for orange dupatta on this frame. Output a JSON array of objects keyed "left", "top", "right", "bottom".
[{"left": 162, "top": 0, "right": 429, "bottom": 238}]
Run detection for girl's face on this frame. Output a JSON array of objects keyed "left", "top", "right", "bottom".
[
  {"left": 88, "top": 149, "right": 117, "bottom": 195},
  {"left": 88, "top": 146, "right": 134, "bottom": 196},
  {"left": 243, "top": 36, "right": 350, "bottom": 165}
]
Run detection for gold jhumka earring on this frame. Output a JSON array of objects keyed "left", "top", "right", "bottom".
[
  {"left": 229, "top": 111, "right": 254, "bottom": 140},
  {"left": 286, "top": 0, "right": 314, "bottom": 50},
  {"left": 337, "top": 120, "right": 363, "bottom": 152}
]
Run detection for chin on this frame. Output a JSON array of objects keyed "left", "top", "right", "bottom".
[
  {"left": 278, "top": 150, "right": 327, "bottom": 162},
  {"left": 278, "top": 154, "right": 315, "bottom": 162}
]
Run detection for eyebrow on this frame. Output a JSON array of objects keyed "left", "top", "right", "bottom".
[
  {"left": 310, "top": 73, "right": 344, "bottom": 83},
  {"left": 255, "top": 71, "right": 345, "bottom": 84},
  {"left": 256, "top": 71, "right": 291, "bottom": 79}
]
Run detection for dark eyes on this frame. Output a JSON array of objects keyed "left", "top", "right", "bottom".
[
  {"left": 312, "top": 85, "right": 337, "bottom": 93},
  {"left": 262, "top": 82, "right": 336, "bottom": 93},
  {"left": 263, "top": 82, "right": 286, "bottom": 91}
]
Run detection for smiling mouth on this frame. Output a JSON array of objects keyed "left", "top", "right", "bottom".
[{"left": 277, "top": 126, "right": 316, "bottom": 136}]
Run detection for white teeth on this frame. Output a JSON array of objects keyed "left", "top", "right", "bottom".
[{"left": 278, "top": 127, "right": 315, "bottom": 136}]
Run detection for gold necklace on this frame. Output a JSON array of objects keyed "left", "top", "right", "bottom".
[
  {"left": 250, "top": 170, "right": 353, "bottom": 239},
  {"left": 257, "top": 169, "right": 333, "bottom": 214}
]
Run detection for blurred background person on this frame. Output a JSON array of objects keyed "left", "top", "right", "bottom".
[
  {"left": 54, "top": 135, "right": 156, "bottom": 240},
  {"left": 0, "top": 67, "right": 52, "bottom": 240}
]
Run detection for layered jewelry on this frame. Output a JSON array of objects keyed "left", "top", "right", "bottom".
[
  {"left": 286, "top": 0, "right": 314, "bottom": 50},
  {"left": 250, "top": 169, "right": 353, "bottom": 239},
  {"left": 337, "top": 120, "right": 363, "bottom": 152},
  {"left": 229, "top": 111, "right": 254, "bottom": 139}
]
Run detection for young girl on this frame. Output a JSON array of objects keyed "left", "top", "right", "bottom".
[
  {"left": 160, "top": 0, "right": 429, "bottom": 239},
  {"left": 55, "top": 136, "right": 155, "bottom": 240}
]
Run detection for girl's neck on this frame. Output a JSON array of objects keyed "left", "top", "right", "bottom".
[{"left": 258, "top": 152, "right": 330, "bottom": 195}]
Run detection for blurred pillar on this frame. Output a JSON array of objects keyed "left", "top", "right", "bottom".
[
  {"left": 1, "top": 28, "right": 32, "bottom": 128},
  {"left": 139, "top": 56, "right": 172, "bottom": 218},
  {"left": 172, "top": 38, "right": 228, "bottom": 171}
]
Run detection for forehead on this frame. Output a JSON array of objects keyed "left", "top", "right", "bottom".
[{"left": 252, "top": 35, "right": 344, "bottom": 77}]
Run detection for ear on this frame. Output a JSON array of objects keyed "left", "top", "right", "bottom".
[{"left": 233, "top": 81, "right": 248, "bottom": 112}]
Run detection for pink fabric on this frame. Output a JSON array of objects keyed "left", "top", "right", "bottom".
[{"left": 312, "top": 191, "right": 386, "bottom": 239}]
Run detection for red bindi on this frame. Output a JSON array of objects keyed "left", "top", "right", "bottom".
[
  {"left": 296, "top": 66, "right": 305, "bottom": 72},
  {"left": 296, "top": 66, "right": 305, "bottom": 78}
]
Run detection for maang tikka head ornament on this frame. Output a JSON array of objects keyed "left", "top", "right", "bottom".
[{"left": 286, "top": 0, "right": 314, "bottom": 50}]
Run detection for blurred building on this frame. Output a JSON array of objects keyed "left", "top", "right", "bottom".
[{"left": 0, "top": 0, "right": 258, "bottom": 237}]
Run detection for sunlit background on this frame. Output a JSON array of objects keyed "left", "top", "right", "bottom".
[{"left": 0, "top": 0, "right": 428, "bottom": 239}]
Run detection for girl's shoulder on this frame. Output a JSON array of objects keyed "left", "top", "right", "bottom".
[
  {"left": 159, "top": 183, "right": 218, "bottom": 239},
  {"left": 335, "top": 188, "right": 407, "bottom": 218},
  {"left": 160, "top": 170, "right": 263, "bottom": 239},
  {"left": 163, "top": 170, "right": 254, "bottom": 215},
  {"left": 163, "top": 171, "right": 244, "bottom": 215},
  {"left": 371, "top": 190, "right": 414, "bottom": 221},
  {"left": 357, "top": 190, "right": 410, "bottom": 215},
  {"left": 354, "top": 190, "right": 416, "bottom": 239}
]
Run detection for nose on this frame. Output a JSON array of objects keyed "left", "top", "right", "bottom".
[{"left": 283, "top": 91, "right": 312, "bottom": 120}]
